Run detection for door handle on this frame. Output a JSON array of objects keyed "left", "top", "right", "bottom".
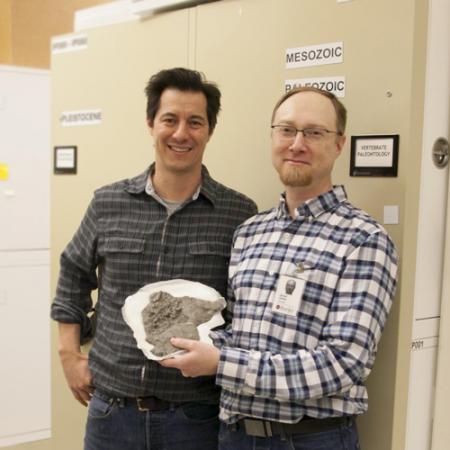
[{"left": 432, "top": 137, "right": 449, "bottom": 168}]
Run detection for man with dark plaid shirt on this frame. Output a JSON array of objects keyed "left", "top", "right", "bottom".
[
  {"left": 51, "top": 68, "right": 257, "bottom": 450},
  {"left": 162, "top": 87, "right": 398, "bottom": 450}
]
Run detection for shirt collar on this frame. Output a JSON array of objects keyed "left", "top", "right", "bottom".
[
  {"left": 123, "top": 167, "right": 150, "bottom": 194},
  {"left": 276, "top": 185, "right": 347, "bottom": 220},
  {"left": 145, "top": 173, "right": 201, "bottom": 202},
  {"left": 124, "top": 163, "right": 217, "bottom": 207},
  {"left": 198, "top": 166, "right": 218, "bottom": 206}
]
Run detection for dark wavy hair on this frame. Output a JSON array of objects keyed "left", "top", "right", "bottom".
[{"left": 145, "top": 67, "right": 221, "bottom": 132}]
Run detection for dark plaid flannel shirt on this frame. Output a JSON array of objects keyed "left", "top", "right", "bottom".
[{"left": 51, "top": 165, "right": 257, "bottom": 402}]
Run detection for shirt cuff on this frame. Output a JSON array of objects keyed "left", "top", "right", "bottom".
[
  {"left": 216, "top": 347, "right": 261, "bottom": 394},
  {"left": 209, "top": 329, "right": 231, "bottom": 349},
  {"left": 50, "top": 301, "right": 94, "bottom": 344}
]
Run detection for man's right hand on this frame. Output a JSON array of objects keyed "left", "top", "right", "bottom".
[
  {"left": 59, "top": 349, "right": 94, "bottom": 406},
  {"left": 58, "top": 322, "right": 94, "bottom": 406}
]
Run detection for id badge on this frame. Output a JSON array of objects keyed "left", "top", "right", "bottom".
[{"left": 272, "top": 274, "right": 306, "bottom": 316}]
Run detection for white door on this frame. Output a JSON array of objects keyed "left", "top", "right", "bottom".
[
  {"left": 405, "top": 0, "right": 450, "bottom": 448},
  {"left": 433, "top": 178, "right": 450, "bottom": 447},
  {"left": 431, "top": 0, "right": 450, "bottom": 435}
]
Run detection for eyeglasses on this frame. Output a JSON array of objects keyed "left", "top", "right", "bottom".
[{"left": 271, "top": 125, "right": 342, "bottom": 142}]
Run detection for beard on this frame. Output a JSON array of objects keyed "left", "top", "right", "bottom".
[{"left": 278, "top": 164, "right": 312, "bottom": 187}]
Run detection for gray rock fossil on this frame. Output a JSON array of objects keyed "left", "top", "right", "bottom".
[{"left": 141, "top": 291, "right": 224, "bottom": 356}]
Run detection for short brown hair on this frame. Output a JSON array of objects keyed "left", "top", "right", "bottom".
[{"left": 271, "top": 87, "right": 347, "bottom": 135}]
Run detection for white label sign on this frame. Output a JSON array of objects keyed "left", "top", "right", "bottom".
[
  {"left": 411, "top": 336, "right": 438, "bottom": 351},
  {"left": 60, "top": 109, "right": 102, "bottom": 127},
  {"left": 286, "top": 41, "right": 343, "bottom": 68},
  {"left": 52, "top": 34, "right": 88, "bottom": 54},
  {"left": 285, "top": 76, "right": 346, "bottom": 98},
  {"left": 56, "top": 149, "right": 75, "bottom": 169},
  {"left": 355, "top": 137, "right": 395, "bottom": 167}
]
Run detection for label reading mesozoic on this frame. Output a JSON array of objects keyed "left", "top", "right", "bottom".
[{"left": 286, "top": 42, "right": 343, "bottom": 69}]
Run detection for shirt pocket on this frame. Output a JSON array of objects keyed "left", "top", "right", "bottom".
[
  {"left": 100, "top": 236, "right": 145, "bottom": 286},
  {"left": 188, "top": 241, "right": 230, "bottom": 258},
  {"left": 102, "top": 235, "right": 145, "bottom": 254},
  {"left": 184, "top": 241, "right": 231, "bottom": 294},
  {"left": 99, "top": 235, "right": 146, "bottom": 290}
]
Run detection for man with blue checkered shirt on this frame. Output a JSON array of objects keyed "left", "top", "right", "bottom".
[{"left": 161, "top": 87, "right": 398, "bottom": 450}]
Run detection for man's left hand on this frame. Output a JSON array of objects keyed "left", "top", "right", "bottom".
[{"left": 159, "top": 338, "right": 220, "bottom": 377}]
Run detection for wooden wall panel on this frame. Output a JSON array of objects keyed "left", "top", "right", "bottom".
[
  {"left": 5, "top": 0, "right": 111, "bottom": 68},
  {"left": 0, "top": 0, "right": 13, "bottom": 64}
]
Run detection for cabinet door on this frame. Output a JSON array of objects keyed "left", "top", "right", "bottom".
[
  {"left": 194, "top": 1, "right": 411, "bottom": 450},
  {"left": 50, "top": 11, "right": 192, "bottom": 450},
  {"left": 0, "top": 68, "right": 50, "bottom": 250},
  {"left": 0, "top": 251, "right": 50, "bottom": 447}
]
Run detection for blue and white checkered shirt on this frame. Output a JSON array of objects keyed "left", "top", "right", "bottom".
[{"left": 211, "top": 186, "right": 398, "bottom": 424}]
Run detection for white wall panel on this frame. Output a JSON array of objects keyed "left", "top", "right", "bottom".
[
  {"left": 0, "top": 66, "right": 51, "bottom": 448},
  {"left": 0, "top": 67, "right": 50, "bottom": 250},
  {"left": 0, "top": 251, "right": 51, "bottom": 447}
]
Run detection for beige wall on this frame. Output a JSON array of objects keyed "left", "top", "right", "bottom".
[
  {"left": 47, "top": 1, "right": 429, "bottom": 450},
  {"left": 0, "top": 0, "right": 111, "bottom": 68}
]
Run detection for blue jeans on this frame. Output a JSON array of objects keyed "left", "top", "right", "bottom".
[
  {"left": 84, "top": 391, "right": 219, "bottom": 450},
  {"left": 218, "top": 418, "right": 360, "bottom": 450}
]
